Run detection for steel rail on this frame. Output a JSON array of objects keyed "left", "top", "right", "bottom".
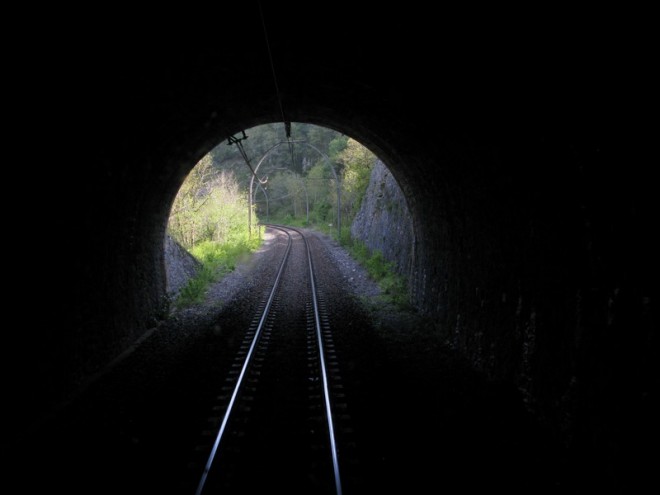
[
  {"left": 195, "top": 224, "right": 342, "bottom": 495},
  {"left": 271, "top": 224, "right": 343, "bottom": 495},
  {"left": 195, "top": 226, "right": 292, "bottom": 495}
]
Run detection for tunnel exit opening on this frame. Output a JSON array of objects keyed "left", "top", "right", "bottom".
[{"left": 164, "top": 122, "right": 415, "bottom": 312}]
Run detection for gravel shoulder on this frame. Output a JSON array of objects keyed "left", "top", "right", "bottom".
[
  {"left": 165, "top": 226, "right": 443, "bottom": 388},
  {"left": 167, "top": 228, "right": 421, "bottom": 342}
]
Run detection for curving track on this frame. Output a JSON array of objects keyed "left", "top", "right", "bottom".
[{"left": 194, "top": 225, "right": 346, "bottom": 494}]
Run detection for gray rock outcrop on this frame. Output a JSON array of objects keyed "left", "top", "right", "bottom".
[
  {"left": 164, "top": 234, "right": 201, "bottom": 298},
  {"left": 350, "top": 159, "right": 413, "bottom": 278}
]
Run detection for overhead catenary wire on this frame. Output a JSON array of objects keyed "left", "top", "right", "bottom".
[
  {"left": 229, "top": 3, "right": 293, "bottom": 182},
  {"left": 227, "top": 132, "right": 267, "bottom": 185},
  {"left": 258, "top": 1, "right": 288, "bottom": 131},
  {"left": 258, "top": 0, "right": 295, "bottom": 168}
]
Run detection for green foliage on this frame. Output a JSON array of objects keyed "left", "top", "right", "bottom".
[
  {"left": 328, "top": 135, "right": 349, "bottom": 159},
  {"left": 343, "top": 238, "right": 410, "bottom": 309},
  {"left": 169, "top": 152, "right": 263, "bottom": 309},
  {"left": 174, "top": 236, "right": 261, "bottom": 309},
  {"left": 309, "top": 200, "right": 332, "bottom": 225},
  {"left": 191, "top": 237, "right": 259, "bottom": 270},
  {"left": 338, "top": 224, "right": 353, "bottom": 245},
  {"left": 336, "top": 138, "right": 376, "bottom": 215},
  {"left": 211, "top": 122, "right": 345, "bottom": 183},
  {"left": 272, "top": 214, "right": 307, "bottom": 228},
  {"left": 175, "top": 265, "right": 217, "bottom": 307},
  {"left": 168, "top": 156, "right": 255, "bottom": 249},
  {"left": 192, "top": 123, "right": 375, "bottom": 236}
]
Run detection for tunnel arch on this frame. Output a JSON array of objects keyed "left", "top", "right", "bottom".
[
  {"left": 125, "top": 95, "right": 570, "bottom": 415},
  {"left": 158, "top": 111, "right": 456, "bottom": 325},
  {"left": 163, "top": 120, "right": 423, "bottom": 303},
  {"left": 47, "top": 73, "right": 622, "bottom": 427},
  {"left": 19, "top": 9, "right": 654, "bottom": 491}
]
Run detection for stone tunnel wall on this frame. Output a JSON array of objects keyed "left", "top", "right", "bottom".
[
  {"left": 402, "top": 132, "right": 656, "bottom": 476},
  {"left": 18, "top": 8, "right": 655, "bottom": 486}
]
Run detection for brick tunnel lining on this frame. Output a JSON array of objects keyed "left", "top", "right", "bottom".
[{"left": 23, "top": 7, "right": 655, "bottom": 487}]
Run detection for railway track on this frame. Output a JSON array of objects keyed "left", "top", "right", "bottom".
[{"left": 192, "top": 225, "right": 349, "bottom": 494}]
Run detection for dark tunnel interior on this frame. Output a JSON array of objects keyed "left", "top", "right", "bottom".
[{"left": 6, "top": 4, "right": 656, "bottom": 493}]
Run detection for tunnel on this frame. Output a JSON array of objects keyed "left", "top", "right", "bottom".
[{"left": 10, "top": 4, "right": 656, "bottom": 493}]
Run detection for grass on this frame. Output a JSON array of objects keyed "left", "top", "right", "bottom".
[
  {"left": 343, "top": 238, "right": 411, "bottom": 309},
  {"left": 173, "top": 235, "right": 262, "bottom": 309}
]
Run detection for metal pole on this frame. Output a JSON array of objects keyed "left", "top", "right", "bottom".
[
  {"left": 250, "top": 140, "right": 307, "bottom": 230},
  {"left": 300, "top": 142, "right": 341, "bottom": 239}
]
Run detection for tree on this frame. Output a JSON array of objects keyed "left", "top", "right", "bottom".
[
  {"left": 335, "top": 138, "right": 376, "bottom": 223},
  {"left": 170, "top": 124, "right": 375, "bottom": 237},
  {"left": 168, "top": 155, "right": 251, "bottom": 249}
]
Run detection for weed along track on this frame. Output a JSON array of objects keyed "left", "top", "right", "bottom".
[{"left": 192, "top": 225, "right": 349, "bottom": 494}]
